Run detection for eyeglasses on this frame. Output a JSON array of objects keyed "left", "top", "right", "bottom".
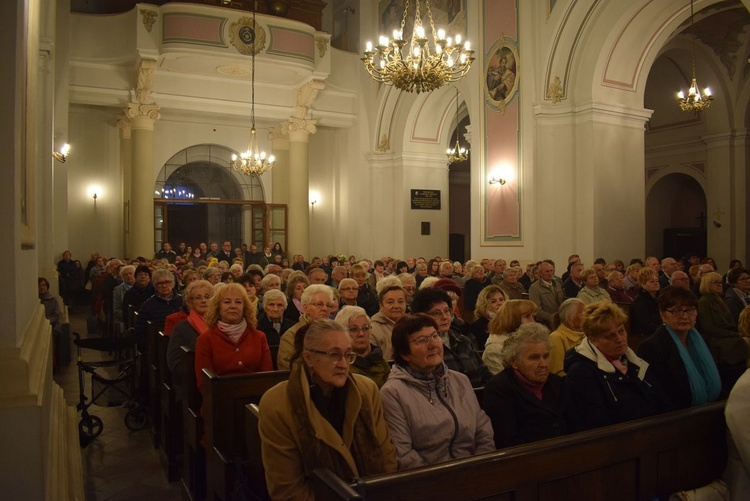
[
  {"left": 664, "top": 307, "right": 697, "bottom": 316},
  {"left": 309, "top": 301, "right": 336, "bottom": 309},
  {"left": 155, "top": 281, "right": 173, "bottom": 287},
  {"left": 191, "top": 294, "right": 213, "bottom": 300},
  {"left": 427, "top": 307, "right": 452, "bottom": 318},
  {"left": 306, "top": 348, "right": 357, "bottom": 364},
  {"left": 348, "top": 325, "right": 372, "bottom": 334},
  {"left": 411, "top": 332, "right": 441, "bottom": 346}
]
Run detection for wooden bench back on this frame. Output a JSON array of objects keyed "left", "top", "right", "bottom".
[
  {"left": 244, "top": 404, "right": 266, "bottom": 498},
  {"left": 180, "top": 346, "right": 205, "bottom": 500},
  {"left": 311, "top": 401, "right": 727, "bottom": 501}
]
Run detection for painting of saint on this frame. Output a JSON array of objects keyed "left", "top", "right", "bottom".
[{"left": 485, "top": 40, "right": 519, "bottom": 109}]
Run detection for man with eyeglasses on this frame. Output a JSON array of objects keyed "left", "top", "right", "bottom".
[
  {"left": 410, "top": 287, "right": 491, "bottom": 388},
  {"left": 122, "top": 265, "right": 155, "bottom": 328},
  {"left": 135, "top": 268, "right": 183, "bottom": 346},
  {"left": 276, "top": 284, "right": 337, "bottom": 370}
]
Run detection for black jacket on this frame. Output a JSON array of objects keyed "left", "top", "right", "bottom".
[
  {"left": 256, "top": 313, "right": 295, "bottom": 347},
  {"left": 636, "top": 325, "right": 696, "bottom": 409},
  {"left": 630, "top": 291, "right": 661, "bottom": 337}
]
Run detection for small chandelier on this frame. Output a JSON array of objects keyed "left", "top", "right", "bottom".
[
  {"left": 446, "top": 88, "right": 468, "bottom": 164},
  {"left": 231, "top": 3, "right": 275, "bottom": 175},
  {"left": 362, "top": 0, "right": 475, "bottom": 94},
  {"left": 676, "top": 0, "right": 712, "bottom": 113}
]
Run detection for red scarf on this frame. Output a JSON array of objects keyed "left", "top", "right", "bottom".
[
  {"left": 187, "top": 309, "right": 208, "bottom": 335},
  {"left": 513, "top": 368, "right": 544, "bottom": 400}
]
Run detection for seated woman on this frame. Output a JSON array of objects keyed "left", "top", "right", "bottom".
[
  {"left": 380, "top": 314, "right": 495, "bottom": 469},
  {"left": 565, "top": 302, "right": 670, "bottom": 430},
  {"left": 605, "top": 270, "right": 634, "bottom": 304},
  {"left": 258, "top": 319, "right": 397, "bottom": 499},
  {"left": 194, "top": 283, "right": 273, "bottom": 391},
  {"left": 724, "top": 267, "right": 750, "bottom": 324},
  {"left": 471, "top": 285, "right": 506, "bottom": 350},
  {"left": 167, "top": 280, "right": 213, "bottom": 400},
  {"left": 483, "top": 299, "right": 538, "bottom": 375},
  {"left": 284, "top": 271, "right": 309, "bottom": 323},
  {"left": 370, "top": 278, "right": 407, "bottom": 360},
  {"left": 498, "top": 267, "right": 526, "bottom": 300},
  {"left": 576, "top": 268, "right": 612, "bottom": 305},
  {"left": 697, "top": 272, "right": 749, "bottom": 390},
  {"left": 38, "top": 277, "right": 62, "bottom": 335},
  {"left": 630, "top": 267, "right": 662, "bottom": 337},
  {"left": 256, "top": 289, "right": 295, "bottom": 347},
  {"left": 637, "top": 286, "right": 721, "bottom": 409},
  {"left": 548, "top": 298, "right": 585, "bottom": 376},
  {"left": 335, "top": 306, "right": 390, "bottom": 387},
  {"left": 483, "top": 322, "right": 577, "bottom": 449}
]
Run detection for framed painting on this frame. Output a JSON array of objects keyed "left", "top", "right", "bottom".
[{"left": 485, "top": 37, "right": 519, "bottom": 113}]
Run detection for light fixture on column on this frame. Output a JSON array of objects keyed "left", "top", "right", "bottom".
[
  {"left": 52, "top": 143, "right": 70, "bottom": 163},
  {"left": 446, "top": 87, "right": 468, "bottom": 164},
  {"left": 489, "top": 177, "right": 506, "bottom": 186},
  {"left": 231, "top": 2, "right": 275, "bottom": 176},
  {"left": 362, "top": 0, "right": 474, "bottom": 94},
  {"left": 676, "top": 0, "right": 713, "bottom": 113}
]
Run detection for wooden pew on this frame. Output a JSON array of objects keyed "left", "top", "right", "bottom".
[
  {"left": 244, "top": 404, "right": 266, "bottom": 499},
  {"left": 311, "top": 401, "right": 728, "bottom": 501},
  {"left": 202, "top": 368, "right": 290, "bottom": 501},
  {"left": 158, "top": 331, "right": 181, "bottom": 482},
  {"left": 147, "top": 321, "right": 164, "bottom": 449},
  {"left": 181, "top": 346, "right": 205, "bottom": 501}
]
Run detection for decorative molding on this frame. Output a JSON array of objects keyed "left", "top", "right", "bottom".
[
  {"left": 117, "top": 116, "right": 132, "bottom": 139},
  {"left": 140, "top": 8, "right": 158, "bottom": 33},
  {"left": 315, "top": 36, "right": 328, "bottom": 58},
  {"left": 134, "top": 58, "right": 157, "bottom": 104},
  {"left": 229, "top": 17, "right": 267, "bottom": 56},
  {"left": 281, "top": 117, "right": 317, "bottom": 136},
  {"left": 376, "top": 134, "right": 390, "bottom": 153},
  {"left": 694, "top": 9, "right": 748, "bottom": 80},
  {"left": 125, "top": 103, "right": 162, "bottom": 122},
  {"left": 548, "top": 75, "right": 563, "bottom": 103},
  {"left": 292, "top": 80, "right": 325, "bottom": 119}
]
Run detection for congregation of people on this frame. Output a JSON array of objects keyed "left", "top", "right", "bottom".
[{"left": 48, "top": 244, "right": 750, "bottom": 499}]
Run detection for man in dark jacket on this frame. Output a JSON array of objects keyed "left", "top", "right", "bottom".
[{"left": 121, "top": 265, "right": 155, "bottom": 329}]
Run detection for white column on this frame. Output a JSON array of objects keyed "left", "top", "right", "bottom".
[
  {"left": 269, "top": 126, "right": 290, "bottom": 205},
  {"left": 118, "top": 117, "right": 132, "bottom": 258},
  {"left": 703, "top": 131, "right": 741, "bottom": 267},
  {"left": 285, "top": 120, "right": 316, "bottom": 259}
]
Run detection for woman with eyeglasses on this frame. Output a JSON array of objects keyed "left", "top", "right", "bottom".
[
  {"left": 167, "top": 279, "right": 214, "bottom": 401},
  {"left": 697, "top": 272, "right": 749, "bottom": 390},
  {"left": 380, "top": 314, "right": 495, "bottom": 470},
  {"left": 194, "top": 283, "right": 273, "bottom": 392},
  {"left": 335, "top": 306, "right": 390, "bottom": 387},
  {"left": 637, "top": 286, "right": 721, "bottom": 409},
  {"left": 259, "top": 319, "right": 397, "bottom": 499}
]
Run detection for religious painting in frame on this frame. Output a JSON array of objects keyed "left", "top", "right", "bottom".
[
  {"left": 485, "top": 37, "right": 519, "bottom": 114},
  {"left": 379, "top": 0, "right": 467, "bottom": 40}
]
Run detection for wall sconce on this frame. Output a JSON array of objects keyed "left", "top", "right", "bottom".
[
  {"left": 309, "top": 190, "right": 320, "bottom": 207},
  {"left": 489, "top": 177, "right": 506, "bottom": 186},
  {"left": 87, "top": 185, "right": 102, "bottom": 207},
  {"left": 92, "top": 193, "right": 98, "bottom": 207},
  {"left": 52, "top": 143, "right": 71, "bottom": 163},
  {"left": 310, "top": 200, "right": 317, "bottom": 206}
]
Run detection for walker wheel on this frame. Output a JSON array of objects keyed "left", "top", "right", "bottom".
[
  {"left": 78, "top": 415, "right": 103, "bottom": 445},
  {"left": 125, "top": 409, "right": 148, "bottom": 431}
]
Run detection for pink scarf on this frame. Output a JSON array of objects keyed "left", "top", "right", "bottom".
[
  {"left": 513, "top": 368, "right": 544, "bottom": 400},
  {"left": 217, "top": 319, "right": 247, "bottom": 344},
  {"left": 187, "top": 309, "right": 208, "bottom": 335}
]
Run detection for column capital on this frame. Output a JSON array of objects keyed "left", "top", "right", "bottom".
[
  {"left": 282, "top": 118, "right": 317, "bottom": 142},
  {"left": 125, "top": 103, "right": 161, "bottom": 130},
  {"left": 268, "top": 125, "right": 289, "bottom": 149},
  {"left": 117, "top": 116, "right": 132, "bottom": 139}
]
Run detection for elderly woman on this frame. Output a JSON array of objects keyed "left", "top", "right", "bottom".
[
  {"left": 483, "top": 322, "right": 577, "bottom": 449},
  {"left": 259, "top": 319, "right": 397, "bottom": 499},
  {"left": 499, "top": 267, "right": 526, "bottom": 300},
  {"left": 565, "top": 302, "right": 670, "bottom": 429},
  {"left": 724, "top": 267, "right": 750, "bottom": 323},
  {"left": 256, "top": 289, "right": 295, "bottom": 347},
  {"left": 483, "top": 299, "right": 538, "bottom": 375},
  {"left": 637, "top": 286, "right": 721, "bottom": 409},
  {"left": 167, "top": 280, "right": 213, "bottom": 400},
  {"left": 350, "top": 264, "right": 379, "bottom": 317},
  {"left": 277, "top": 284, "right": 337, "bottom": 370},
  {"left": 548, "top": 298, "right": 585, "bottom": 376},
  {"left": 260, "top": 273, "right": 282, "bottom": 295},
  {"left": 396, "top": 273, "right": 417, "bottom": 308},
  {"left": 370, "top": 278, "right": 407, "bottom": 360},
  {"left": 630, "top": 267, "right": 662, "bottom": 337},
  {"left": 284, "top": 272, "right": 310, "bottom": 323},
  {"left": 576, "top": 268, "right": 611, "bottom": 304},
  {"left": 605, "top": 270, "right": 633, "bottom": 303},
  {"left": 471, "top": 285, "right": 506, "bottom": 350},
  {"left": 335, "top": 306, "right": 390, "bottom": 387},
  {"left": 698, "top": 272, "right": 749, "bottom": 389},
  {"left": 202, "top": 266, "right": 221, "bottom": 286},
  {"left": 113, "top": 265, "right": 136, "bottom": 332},
  {"left": 194, "top": 283, "right": 272, "bottom": 391},
  {"left": 380, "top": 314, "right": 495, "bottom": 469},
  {"left": 337, "top": 278, "right": 359, "bottom": 308}
]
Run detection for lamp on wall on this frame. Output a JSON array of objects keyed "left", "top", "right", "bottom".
[
  {"left": 446, "top": 87, "right": 468, "bottom": 164},
  {"left": 489, "top": 177, "right": 506, "bottom": 186},
  {"left": 362, "top": 0, "right": 474, "bottom": 94},
  {"left": 676, "top": 0, "right": 713, "bottom": 113},
  {"left": 230, "top": 1, "right": 276, "bottom": 176},
  {"left": 52, "top": 143, "right": 70, "bottom": 163}
]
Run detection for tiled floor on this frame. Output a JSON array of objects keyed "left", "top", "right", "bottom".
[{"left": 56, "top": 309, "right": 183, "bottom": 501}]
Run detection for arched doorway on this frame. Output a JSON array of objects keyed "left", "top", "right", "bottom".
[
  {"left": 645, "top": 173, "right": 706, "bottom": 259},
  {"left": 153, "top": 144, "right": 286, "bottom": 253}
]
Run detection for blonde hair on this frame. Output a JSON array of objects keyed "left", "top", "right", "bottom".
[
  {"left": 183, "top": 280, "right": 214, "bottom": 310},
  {"left": 488, "top": 299, "right": 538, "bottom": 336},
  {"left": 637, "top": 267, "right": 658, "bottom": 286},
  {"left": 474, "top": 285, "right": 506, "bottom": 318},
  {"left": 699, "top": 272, "right": 723, "bottom": 295},
  {"left": 204, "top": 283, "right": 257, "bottom": 329},
  {"left": 581, "top": 301, "right": 627, "bottom": 338}
]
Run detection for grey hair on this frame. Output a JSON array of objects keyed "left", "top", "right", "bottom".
[
  {"left": 261, "top": 273, "right": 281, "bottom": 291},
  {"left": 558, "top": 298, "right": 585, "bottom": 326},
  {"left": 376, "top": 276, "right": 402, "bottom": 295},
  {"left": 397, "top": 273, "right": 416, "bottom": 284},
  {"left": 119, "top": 265, "right": 135, "bottom": 278},
  {"left": 152, "top": 268, "right": 174, "bottom": 285},
  {"left": 301, "top": 284, "right": 335, "bottom": 305},
  {"left": 262, "top": 289, "right": 288, "bottom": 309},
  {"left": 500, "top": 322, "right": 551, "bottom": 366},
  {"left": 334, "top": 305, "right": 370, "bottom": 328},
  {"left": 304, "top": 319, "right": 350, "bottom": 351},
  {"left": 229, "top": 264, "right": 243, "bottom": 273},
  {"left": 202, "top": 267, "right": 220, "bottom": 279}
]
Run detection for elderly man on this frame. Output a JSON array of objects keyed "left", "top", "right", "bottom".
[
  {"left": 670, "top": 271, "right": 692, "bottom": 291},
  {"left": 206, "top": 241, "right": 220, "bottom": 260},
  {"left": 276, "top": 284, "right": 337, "bottom": 369},
  {"left": 499, "top": 267, "right": 526, "bottom": 300},
  {"left": 561, "top": 254, "right": 581, "bottom": 282},
  {"left": 563, "top": 262, "right": 585, "bottom": 299},
  {"left": 307, "top": 267, "right": 328, "bottom": 285},
  {"left": 439, "top": 261, "right": 457, "bottom": 280},
  {"left": 216, "top": 240, "right": 234, "bottom": 264},
  {"left": 328, "top": 265, "right": 347, "bottom": 288},
  {"left": 593, "top": 263, "right": 608, "bottom": 289},
  {"left": 605, "top": 271, "right": 633, "bottom": 303},
  {"left": 135, "top": 268, "right": 183, "bottom": 343},
  {"left": 659, "top": 257, "right": 678, "bottom": 289},
  {"left": 490, "top": 259, "right": 508, "bottom": 285},
  {"left": 529, "top": 261, "right": 565, "bottom": 329},
  {"left": 113, "top": 265, "right": 136, "bottom": 333}
]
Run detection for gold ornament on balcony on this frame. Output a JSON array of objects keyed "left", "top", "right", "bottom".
[
  {"left": 676, "top": 0, "right": 713, "bottom": 113},
  {"left": 362, "top": 0, "right": 474, "bottom": 94}
]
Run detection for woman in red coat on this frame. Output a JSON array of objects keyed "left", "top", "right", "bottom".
[{"left": 195, "top": 283, "right": 273, "bottom": 391}]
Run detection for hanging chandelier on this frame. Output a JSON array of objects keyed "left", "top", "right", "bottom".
[
  {"left": 231, "top": 3, "right": 275, "bottom": 175},
  {"left": 446, "top": 88, "right": 468, "bottom": 164},
  {"left": 676, "top": 0, "right": 712, "bottom": 113},
  {"left": 362, "top": 0, "right": 475, "bottom": 94}
]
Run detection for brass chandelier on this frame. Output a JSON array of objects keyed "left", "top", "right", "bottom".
[
  {"left": 446, "top": 88, "right": 468, "bottom": 164},
  {"left": 676, "top": 0, "right": 712, "bottom": 113},
  {"left": 362, "top": 0, "right": 475, "bottom": 94},
  {"left": 231, "top": 3, "right": 275, "bottom": 175}
]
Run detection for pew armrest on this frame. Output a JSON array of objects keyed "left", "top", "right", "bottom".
[{"left": 311, "top": 469, "right": 362, "bottom": 501}]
